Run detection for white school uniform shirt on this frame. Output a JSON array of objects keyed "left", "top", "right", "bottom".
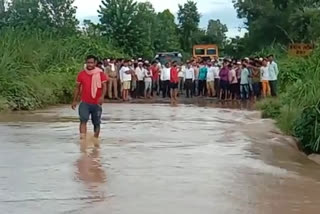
[
  {"left": 120, "top": 66, "right": 132, "bottom": 82},
  {"left": 207, "top": 67, "right": 215, "bottom": 81},
  {"left": 178, "top": 70, "right": 184, "bottom": 78},
  {"left": 135, "top": 66, "right": 145, "bottom": 81},
  {"left": 213, "top": 66, "right": 220, "bottom": 79},
  {"left": 260, "top": 66, "right": 270, "bottom": 81},
  {"left": 161, "top": 67, "right": 171, "bottom": 81},
  {"left": 144, "top": 68, "right": 152, "bottom": 82},
  {"left": 184, "top": 67, "right": 195, "bottom": 80}
]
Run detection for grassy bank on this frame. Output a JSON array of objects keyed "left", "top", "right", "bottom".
[
  {"left": 257, "top": 46, "right": 320, "bottom": 154},
  {"left": 0, "top": 30, "right": 124, "bottom": 111}
]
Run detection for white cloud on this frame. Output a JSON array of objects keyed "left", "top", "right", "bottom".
[{"left": 74, "top": 0, "right": 245, "bottom": 37}]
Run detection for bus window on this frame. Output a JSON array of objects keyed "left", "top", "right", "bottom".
[
  {"left": 207, "top": 48, "right": 217, "bottom": 55},
  {"left": 195, "top": 48, "right": 205, "bottom": 55}
]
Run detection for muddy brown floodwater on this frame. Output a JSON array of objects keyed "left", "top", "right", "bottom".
[{"left": 1, "top": 103, "right": 320, "bottom": 214}]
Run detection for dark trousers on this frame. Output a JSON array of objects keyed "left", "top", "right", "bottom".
[
  {"left": 269, "top": 80, "right": 277, "bottom": 97},
  {"left": 252, "top": 82, "right": 261, "bottom": 97},
  {"left": 162, "top": 80, "right": 170, "bottom": 98},
  {"left": 185, "top": 79, "right": 193, "bottom": 98},
  {"left": 199, "top": 80, "right": 206, "bottom": 96},
  {"left": 137, "top": 80, "right": 144, "bottom": 97},
  {"left": 230, "top": 83, "right": 238, "bottom": 99},
  {"left": 214, "top": 78, "right": 220, "bottom": 97},
  {"left": 236, "top": 78, "right": 241, "bottom": 98}
]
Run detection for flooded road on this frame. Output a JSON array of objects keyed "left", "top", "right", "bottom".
[{"left": 1, "top": 104, "right": 320, "bottom": 214}]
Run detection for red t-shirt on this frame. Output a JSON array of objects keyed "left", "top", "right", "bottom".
[
  {"left": 77, "top": 70, "right": 108, "bottom": 104},
  {"left": 151, "top": 65, "right": 159, "bottom": 80},
  {"left": 170, "top": 67, "right": 179, "bottom": 83}
]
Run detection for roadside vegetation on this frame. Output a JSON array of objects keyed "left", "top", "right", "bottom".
[
  {"left": 0, "top": 30, "right": 123, "bottom": 110},
  {"left": 257, "top": 48, "right": 320, "bottom": 154}
]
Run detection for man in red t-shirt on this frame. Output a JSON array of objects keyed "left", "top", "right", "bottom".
[
  {"left": 170, "top": 61, "right": 179, "bottom": 105},
  {"left": 72, "top": 55, "right": 108, "bottom": 140}
]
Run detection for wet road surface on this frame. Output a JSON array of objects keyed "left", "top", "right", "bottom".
[{"left": 1, "top": 104, "right": 320, "bottom": 214}]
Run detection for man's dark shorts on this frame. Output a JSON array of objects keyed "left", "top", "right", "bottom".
[
  {"left": 79, "top": 102, "right": 102, "bottom": 125},
  {"left": 170, "top": 82, "right": 179, "bottom": 89},
  {"left": 220, "top": 80, "right": 229, "bottom": 91}
]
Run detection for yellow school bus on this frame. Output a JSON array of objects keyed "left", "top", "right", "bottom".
[{"left": 193, "top": 44, "right": 219, "bottom": 61}]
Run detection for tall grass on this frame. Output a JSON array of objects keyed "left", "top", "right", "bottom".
[
  {"left": 0, "top": 29, "right": 124, "bottom": 110},
  {"left": 257, "top": 45, "right": 320, "bottom": 153}
]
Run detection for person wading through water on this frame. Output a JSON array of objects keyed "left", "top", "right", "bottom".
[{"left": 72, "top": 55, "right": 108, "bottom": 140}]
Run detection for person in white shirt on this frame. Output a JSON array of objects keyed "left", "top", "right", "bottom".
[
  {"left": 206, "top": 62, "right": 215, "bottom": 97},
  {"left": 144, "top": 64, "right": 153, "bottom": 99},
  {"left": 160, "top": 62, "right": 171, "bottom": 98},
  {"left": 260, "top": 59, "right": 271, "bottom": 98},
  {"left": 213, "top": 62, "right": 220, "bottom": 97},
  {"left": 119, "top": 60, "right": 132, "bottom": 101},
  {"left": 178, "top": 64, "right": 185, "bottom": 94},
  {"left": 268, "top": 54, "right": 279, "bottom": 96},
  {"left": 184, "top": 62, "right": 195, "bottom": 98},
  {"left": 135, "top": 62, "right": 145, "bottom": 98}
]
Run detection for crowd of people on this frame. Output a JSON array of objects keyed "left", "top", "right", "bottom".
[
  {"left": 98, "top": 55, "right": 279, "bottom": 103},
  {"left": 72, "top": 54, "right": 279, "bottom": 139}
]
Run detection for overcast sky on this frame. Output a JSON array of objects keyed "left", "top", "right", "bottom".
[{"left": 74, "top": 0, "right": 246, "bottom": 37}]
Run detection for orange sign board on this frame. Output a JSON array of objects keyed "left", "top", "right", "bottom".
[{"left": 289, "top": 43, "right": 313, "bottom": 57}]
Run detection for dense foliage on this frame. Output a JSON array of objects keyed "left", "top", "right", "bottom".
[
  {"left": 256, "top": 46, "right": 320, "bottom": 153},
  {"left": 0, "top": 30, "right": 123, "bottom": 110},
  {"left": 97, "top": 0, "right": 228, "bottom": 58},
  {"left": 227, "top": 0, "right": 320, "bottom": 55}
]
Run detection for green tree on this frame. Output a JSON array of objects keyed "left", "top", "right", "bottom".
[
  {"left": 177, "top": 0, "right": 200, "bottom": 52},
  {"left": 206, "top": 19, "right": 228, "bottom": 47},
  {"left": 233, "top": 0, "right": 320, "bottom": 52},
  {"left": 82, "top": 19, "right": 101, "bottom": 37},
  {"left": 1, "top": 0, "right": 78, "bottom": 34},
  {"left": 133, "top": 2, "right": 157, "bottom": 58},
  {"left": 0, "top": 0, "right": 5, "bottom": 13},
  {"left": 154, "top": 9, "right": 180, "bottom": 52},
  {"left": 40, "top": 0, "right": 79, "bottom": 35},
  {"left": 98, "top": 0, "right": 138, "bottom": 56},
  {"left": 99, "top": 0, "right": 159, "bottom": 58},
  {"left": 5, "top": 0, "right": 44, "bottom": 29}
]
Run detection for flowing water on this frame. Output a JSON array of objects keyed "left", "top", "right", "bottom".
[{"left": 0, "top": 103, "right": 320, "bottom": 214}]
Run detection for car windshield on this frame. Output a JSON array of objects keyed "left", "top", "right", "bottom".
[{"left": 158, "top": 54, "right": 182, "bottom": 65}]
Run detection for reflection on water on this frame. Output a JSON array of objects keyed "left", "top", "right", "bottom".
[
  {"left": 0, "top": 103, "right": 320, "bottom": 214},
  {"left": 75, "top": 147, "right": 106, "bottom": 187}
]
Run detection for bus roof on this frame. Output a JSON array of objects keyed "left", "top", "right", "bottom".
[{"left": 193, "top": 44, "right": 218, "bottom": 48}]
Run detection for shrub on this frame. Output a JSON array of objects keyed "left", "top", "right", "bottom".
[
  {"left": 256, "top": 98, "right": 281, "bottom": 118},
  {"left": 0, "top": 29, "right": 125, "bottom": 110},
  {"left": 294, "top": 103, "right": 320, "bottom": 154}
]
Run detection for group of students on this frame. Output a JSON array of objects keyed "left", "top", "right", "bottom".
[{"left": 99, "top": 55, "right": 279, "bottom": 103}]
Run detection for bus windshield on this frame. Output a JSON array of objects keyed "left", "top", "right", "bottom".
[
  {"left": 207, "top": 48, "right": 217, "bottom": 55},
  {"left": 195, "top": 48, "right": 205, "bottom": 55}
]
